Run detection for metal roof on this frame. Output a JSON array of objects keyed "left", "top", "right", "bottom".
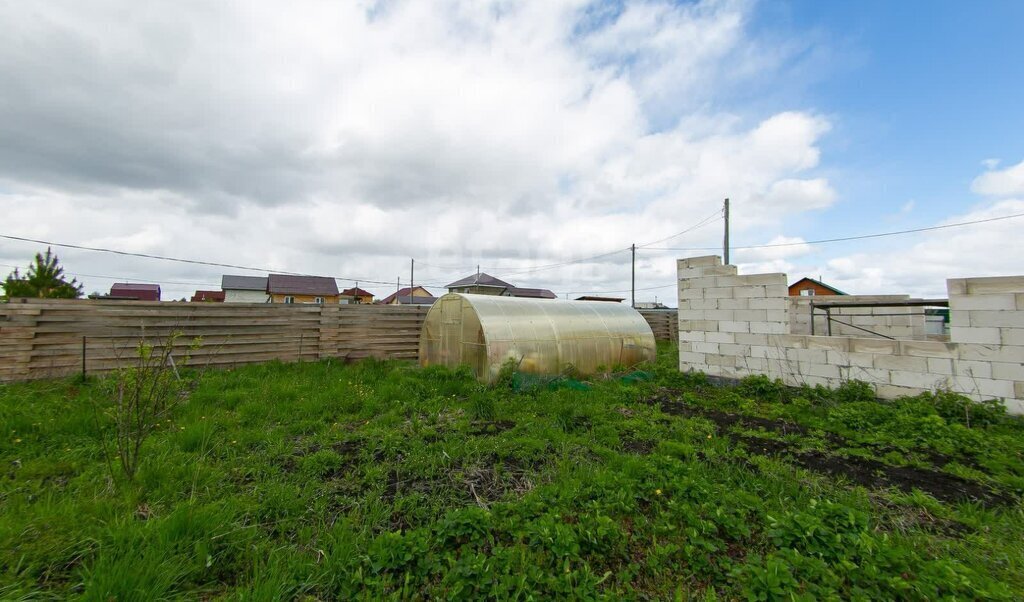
[
  {"left": 222, "top": 275, "right": 269, "bottom": 291},
  {"left": 267, "top": 274, "right": 339, "bottom": 296},
  {"left": 507, "top": 287, "right": 557, "bottom": 299},
  {"left": 378, "top": 286, "right": 433, "bottom": 305},
  {"left": 445, "top": 272, "right": 514, "bottom": 289}
]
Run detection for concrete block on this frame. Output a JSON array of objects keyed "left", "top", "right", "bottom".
[
  {"left": 748, "top": 297, "right": 788, "bottom": 310},
  {"left": 949, "top": 294, "right": 1018, "bottom": 311},
  {"left": 677, "top": 267, "right": 706, "bottom": 280},
  {"left": 704, "top": 287, "right": 735, "bottom": 299},
  {"left": 734, "top": 309, "right": 767, "bottom": 322},
  {"left": 679, "top": 351, "right": 706, "bottom": 365},
  {"left": 704, "top": 309, "right": 735, "bottom": 321},
  {"left": 975, "top": 378, "right": 1015, "bottom": 398},
  {"left": 750, "top": 345, "right": 785, "bottom": 360},
  {"left": 1002, "top": 328, "right": 1024, "bottom": 346},
  {"left": 1015, "top": 381, "right": 1024, "bottom": 398},
  {"left": 732, "top": 286, "right": 767, "bottom": 299},
  {"left": 876, "top": 384, "right": 923, "bottom": 400},
  {"left": 692, "top": 342, "right": 720, "bottom": 354},
  {"left": 706, "top": 331, "right": 735, "bottom": 344},
  {"left": 1017, "top": 294, "right": 1024, "bottom": 310},
  {"left": 849, "top": 338, "right": 898, "bottom": 355},
  {"left": 964, "top": 276, "right": 1024, "bottom": 295},
  {"left": 704, "top": 353, "right": 737, "bottom": 368},
  {"left": 890, "top": 370, "right": 944, "bottom": 390},
  {"left": 679, "top": 331, "right": 706, "bottom": 342},
  {"left": 927, "top": 357, "right": 954, "bottom": 375},
  {"left": 765, "top": 310, "right": 788, "bottom": 322},
  {"left": 953, "top": 359, "right": 992, "bottom": 379},
  {"left": 898, "top": 340, "right": 956, "bottom": 358},
  {"left": 765, "top": 285, "right": 789, "bottom": 297},
  {"left": 849, "top": 366, "right": 892, "bottom": 384},
  {"left": 741, "top": 273, "right": 788, "bottom": 286},
  {"left": 873, "top": 355, "right": 929, "bottom": 372},
  {"left": 678, "top": 309, "right": 706, "bottom": 320},
  {"left": 950, "top": 327, "right": 1001, "bottom": 345},
  {"left": 678, "top": 342, "right": 693, "bottom": 352},
  {"left": 720, "top": 321, "right": 750, "bottom": 333},
  {"left": 949, "top": 310, "right": 970, "bottom": 327},
  {"left": 777, "top": 334, "right": 809, "bottom": 348},
  {"left": 806, "top": 336, "right": 851, "bottom": 352},
  {"left": 701, "top": 265, "right": 739, "bottom": 276},
  {"left": 827, "top": 350, "right": 874, "bottom": 368},
  {"left": 680, "top": 320, "right": 719, "bottom": 332},
  {"left": 738, "top": 356, "right": 766, "bottom": 371},
  {"left": 1004, "top": 398, "right": 1024, "bottom": 416},
  {"left": 946, "top": 278, "right": 968, "bottom": 296},
  {"left": 991, "top": 362, "right": 1024, "bottom": 381},
  {"left": 734, "top": 333, "right": 769, "bottom": 346},
  {"left": 801, "top": 362, "right": 841, "bottom": 379},
  {"left": 967, "top": 310, "right": 1024, "bottom": 328},
  {"left": 686, "top": 299, "right": 718, "bottom": 310},
  {"left": 750, "top": 322, "right": 787, "bottom": 334},
  {"left": 786, "top": 348, "right": 828, "bottom": 364},
  {"left": 957, "top": 344, "right": 1024, "bottom": 363},
  {"left": 686, "top": 276, "right": 721, "bottom": 290},
  {"left": 800, "top": 375, "right": 834, "bottom": 388},
  {"left": 716, "top": 298, "right": 748, "bottom": 310},
  {"left": 679, "top": 288, "right": 703, "bottom": 300},
  {"left": 679, "top": 255, "right": 722, "bottom": 268},
  {"left": 720, "top": 343, "right": 751, "bottom": 357}
]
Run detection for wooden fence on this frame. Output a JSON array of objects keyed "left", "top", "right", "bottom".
[
  {"left": 638, "top": 309, "right": 679, "bottom": 343},
  {"left": 0, "top": 299, "right": 429, "bottom": 382},
  {"left": 0, "top": 299, "right": 678, "bottom": 382}
]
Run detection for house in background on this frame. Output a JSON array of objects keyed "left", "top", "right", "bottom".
[
  {"left": 222, "top": 275, "right": 270, "bottom": 303},
  {"left": 446, "top": 273, "right": 514, "bottom": 295},
  {"left": 267, "top": 274, "right": 339, "bottom": 304},
  {"left": 634, "top": 300, "right": 668, "bottom": 309},
  {"left": 340, "top": 287, "right": 374, "bottom": 304},
  {"left": 788, "top": 277, "right": 847, "bottom": 297},
  {"left": 108, "top": 283, "right": 161, "bottom": 301},
  {"left": 445, "top": 272, "right": 557, "bottom": 299},
  {"left": 379, "top": 286, "right": 436, "bottom": 305},
  {"left": 191, "top": 290, "right": 225, "bottom": 302}
]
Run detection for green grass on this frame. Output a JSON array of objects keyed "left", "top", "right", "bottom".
[{"left": 1, "top": 343, "right": 1023, "bottom": 599}]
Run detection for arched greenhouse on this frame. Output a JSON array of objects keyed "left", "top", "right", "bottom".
[{"left": 419, "top": 293, "right": 657, "bottom": 382}]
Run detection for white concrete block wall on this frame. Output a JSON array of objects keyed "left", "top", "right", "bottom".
[{"left": 678, "top": 257, "right": 1024, "bottom": 415}]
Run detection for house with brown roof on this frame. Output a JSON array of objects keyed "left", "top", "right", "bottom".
[
  {"left": 191, "top": 290, "right": 225, "bottom": 302},
  {"left": 267, "top": 274, "right": 339, "bottom": 304},
  {"left": 788, "top": 277, "right": 847, "bottom": 297},
  {"left": 222, "top": 275, "right": 270, "bottom": 303},
  {"left": 340, "top": 287, "right": 374, "bottom": 304},
  {"left": 445, "top": 272, "right": 557, "bottom": 299},
  {"left": 109, "top": 283, "right": 161, "bottom": 301},
  {"left": 379, "top": 286, "right": 435, "bottom": 305}
]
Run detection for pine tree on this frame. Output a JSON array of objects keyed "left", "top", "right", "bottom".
[{"left": 2, "top": 248, "right": 84, "bottom": 300}]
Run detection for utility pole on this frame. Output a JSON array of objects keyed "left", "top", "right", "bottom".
[
  {"left": 395, "top": 277, "right": 400, "bottom": 305},
  {"left": 631, "top": 243, "right": 636, "bottom": 309},
  {"left": 410, "top": 259, "right": 414, "bottom": 293},
  {"left": 723, "top": 198, "right": 730, "bottom": 265}
]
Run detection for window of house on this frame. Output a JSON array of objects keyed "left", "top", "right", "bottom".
[
  {"left": 314, "top": 296, "right": 324, "bottom": 304},
  {"left": 800, "top": 288, "right": 815, "bottom": 296},
  {"left": 284, "top": 296, "right": 295, "bottom": 304}
]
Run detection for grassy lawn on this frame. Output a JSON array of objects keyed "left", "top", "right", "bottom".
[{"left": 2, "top": 343, "right": 1023, "bottom": 600}]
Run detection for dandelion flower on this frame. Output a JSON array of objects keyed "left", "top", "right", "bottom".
[
  {"left": 655, "top": 489, "right": 662, "bottom": 496},
  {"left": 707, "top": 434, "right": 712, "bottom": 439},
  {"left": 14, "top": 438, "right": 22, "bottom": 443}
]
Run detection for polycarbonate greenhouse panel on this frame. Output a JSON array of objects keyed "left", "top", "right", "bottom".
[{"left": 419, "top": 293, "right": 656, "bottom": 382}]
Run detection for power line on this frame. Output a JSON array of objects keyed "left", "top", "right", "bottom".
[
  {"left": 637, "top": 207, "right": 723, "bottom": 248},
  {"left": 0, "top": 233, "right": 398, "bottom": 285},
  {"left": 643, "top": 211, "right": 1024, "bottom": 252}
]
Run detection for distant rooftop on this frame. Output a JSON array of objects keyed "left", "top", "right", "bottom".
[
  {"left": 222, "top": 275, "right": 268, "bottom": 291},
  {"left": 267, "top": 274, "right": 339, "bottom": 296},
  {"left": 445, "top": 272, "right": 514, "bottom": 289}
]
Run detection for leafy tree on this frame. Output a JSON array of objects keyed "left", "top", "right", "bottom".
[{"left": 2, "top": 247, "right": 84, "bottom": 300}]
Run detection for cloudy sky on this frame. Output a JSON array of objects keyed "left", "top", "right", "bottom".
[{"left": 1, "top": 0, "right": 1022, "bottom": 302}]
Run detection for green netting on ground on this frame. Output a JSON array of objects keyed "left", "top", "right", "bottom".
[{"left": 509, "top": 370, "right": 652, "bottom": 392}]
